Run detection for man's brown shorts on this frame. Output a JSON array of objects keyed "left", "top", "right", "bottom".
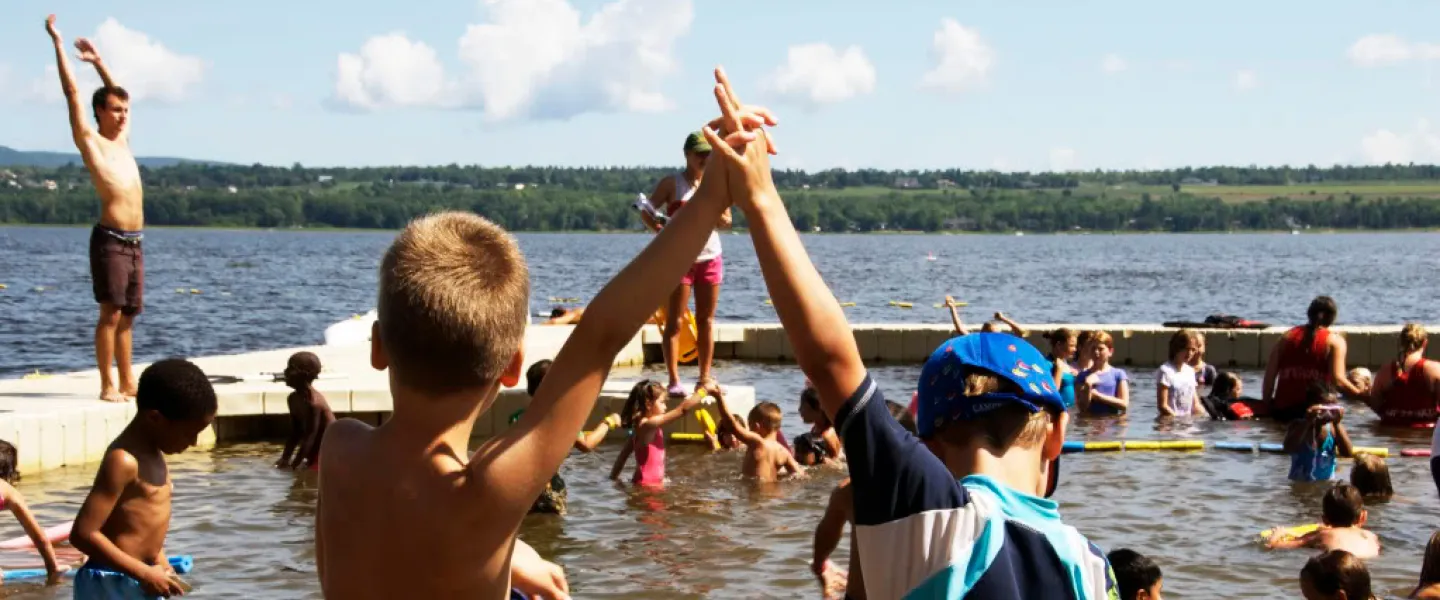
[{"left": 89, "top": 225, "right": 144, "bottom": 316}]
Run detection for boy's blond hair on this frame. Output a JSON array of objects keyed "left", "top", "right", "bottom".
[
  {"left": 377, "top": 212, "right": 529, "bottom": 395},
  {"left": 935, "top": 372, "right": 1053, "bottom": 450},
  {"left": 749, "top": 402, "right": 783, "bottom": 430}
]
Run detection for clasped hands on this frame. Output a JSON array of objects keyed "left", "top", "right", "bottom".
[{"left": 697, "top": 67, "right": 782, "bottom": 217}]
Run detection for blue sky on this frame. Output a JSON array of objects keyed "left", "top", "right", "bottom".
[{"left": 3, "top": 1, "right": 1439, "bottom": 171}]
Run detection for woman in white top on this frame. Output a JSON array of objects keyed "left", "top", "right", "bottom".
[
  {"left": 1157, "top": 329, "right": 1207, "bottom": 418},
  {"left": 640, "top": 131, "right": 732, "bottom": 396}
]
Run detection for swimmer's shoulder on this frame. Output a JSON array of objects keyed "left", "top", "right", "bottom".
[{"left": 320, "top": 418, "right": 376, "bottom": 458}]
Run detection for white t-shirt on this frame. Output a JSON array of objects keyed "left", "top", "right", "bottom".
[
  {"left": 672, "top": 173, "right": 722, "bottom": 262},
  {"left": 1157, "top": 363, "right": 1198, "bottom": 416}
]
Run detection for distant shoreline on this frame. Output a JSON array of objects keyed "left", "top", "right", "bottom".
[{"left": 2, "top": 223, "right": 1437, "bottom": 235}]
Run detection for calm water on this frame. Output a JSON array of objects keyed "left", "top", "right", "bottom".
[{"left": 2, "top": 226, "right": 1439, "bottom": 598}]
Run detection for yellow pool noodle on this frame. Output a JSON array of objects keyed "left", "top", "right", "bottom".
[
  {"left": 1128, "top": 440, "right": 1205, "bottom": 450},
  {"left": 1084, "top": 441, "right": 1122, "bottom": 451},
  {"left": 695, "top": 409, "right": 717, "bottom": 435},
  {"left": 839, "top": 302, "right": 857, "bottom": 307},
  {"left": 888, "top": 301, "right": 914, "bottom": 308},
  {"left": 670, "top": 433, "right": 706, "bottom": 442},
  {"left": 1259, "top": 523, "right": 1319, "bottom": 542},
  {"left": 1350, "top": 447, "right": 1389, "bottom": 457}
]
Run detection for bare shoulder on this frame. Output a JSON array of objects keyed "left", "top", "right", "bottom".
[
  {"left": 309, "top": 389, "right": 334, "bottom": 410},
  {"left": 651, "top": 176, "right": 676, "bottom": 200},
  {"left": 321, "top": 418, "right": 373, "bottom": 453},
  {"left": 98, "top": 446, "right": 141, "bottom": 480}
]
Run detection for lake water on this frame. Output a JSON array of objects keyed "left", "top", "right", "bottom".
[{"left": 1, "top": 226, "right": 1438, "bottom": 598}]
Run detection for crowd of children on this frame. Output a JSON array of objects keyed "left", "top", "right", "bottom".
[{"left": 4, "top": 66, "right": 1440, "bottom": 600}]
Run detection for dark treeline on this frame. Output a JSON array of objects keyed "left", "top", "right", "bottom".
[
  {"left": 9, "top": 161, "right": 1440, "bottom": 192},
  {"left": 4, "top": 185, "right": 1440, "bottom": 232}
]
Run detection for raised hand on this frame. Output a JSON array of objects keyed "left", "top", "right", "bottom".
[
  {"left": 45, "top": 14, "right": 62, "bottom": 43},
  {"left": 75, "top": 38, "right": 102, "bottom": 64},
  {"left": 702, "top": 70, "right": 781, "bottom": 213},
  {"left": 706, "top": 67, "right": 779, "bottom": 154}
]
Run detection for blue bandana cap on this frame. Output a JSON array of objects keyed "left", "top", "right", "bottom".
[{"left": 916, "top": 333, "right": 1067, "bottom": 437}]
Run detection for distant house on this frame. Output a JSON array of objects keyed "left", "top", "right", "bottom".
[
  {"left": 513, "top": 183, "right": 526, "bottom": 191},
  {"left": 227, "top": 185, "right": 238, "bottom": 194},
  {"left": 42, "top": 180, "right": 57, "bottom": 191},
  {"left": 316, "top": 175, "right": 334, "bottom": 183},
  {"left": 1180, "top": 177, "right": 1218, "bottom": 186},
  {"left": 893, "top": 176, "right": 921, "bottom": 189},
  {"left": 936, "top": 179, "right": 957, "bottom": 189}
]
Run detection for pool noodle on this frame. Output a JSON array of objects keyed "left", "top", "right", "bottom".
[
  {"left": 1258, "top": 443, "right": 1286, "bottom": 453},
  {"left": 1402, "top": 448, "right": 1432, "bottom": 457},
  {"left": 1083, "top": 441, "right": 1122, "bottom": 451},
  {"left": 695, "top": 409, "right": 717, "bottom": 435},
  {"left": 1351, "top": 447, "right": 1389, "bottom": 457},
  {"left": 1213, "top": 442, "right": 1255, "bottom": 452},
  {"left": 2, "top": 555, "right": 192, "bottom": 583},
  {"left": 670, "top": 433, "right": 706, "bottom": 442},
  {"left": 0, "top": 523, "right": 69, "bottom": 550},
  {"left": 1062, "top": 441, "right": 1085, "bottom": 453},
  {"left": 1259, "top": 524, "right": 1319, "bottom": 542}
]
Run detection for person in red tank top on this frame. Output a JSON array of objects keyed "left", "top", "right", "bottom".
[
  {"left": 1263, "top": 296, "right": 1365, "bottom": 421},
  {"left": 1368, "top": 323, "right": 1440, "bottom": 428}
]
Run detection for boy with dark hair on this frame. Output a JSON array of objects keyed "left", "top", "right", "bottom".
[
  {"left": 277, "top": 352, "right": 334, "bottom": 470},
  {"left": 1107, "top": 549, "right": 1164, "bottom": 600},
  {"left": 316, "top": 77, "right": 754, "bottom": 598},
  {"left": 71, "top": 358, "right": 216, "bottom": 598},
  {"left": 1268, "top": 483, "right": 1381, "bottom": 559},
  {"left": 704, "top": 70, "right": 1116, "bottom": 598}
]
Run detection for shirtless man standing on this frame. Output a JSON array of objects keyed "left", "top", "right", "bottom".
[{"left": 47, "top": 15, "right": 145, "bottom": 403}]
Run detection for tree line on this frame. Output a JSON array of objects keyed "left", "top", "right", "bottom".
[{"left": 3, "top": 184, "right": 1440, "bottom": 232}]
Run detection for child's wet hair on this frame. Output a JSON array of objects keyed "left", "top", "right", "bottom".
[
  {"left": 550, "top": 307, "right": 567, "bottom": 319},
  {"left": 137, "top": 358, "right": 218, "bottom": 422},
  {"left": 0, "top": 440, "right": 17, "bottom": 483},
  {"left": 981, "top": 321, "right": 1001, "bottom": 333},
  {"left": 793, "top": 435, "right": 822, "bottom": 466},
  {"left": 1213, "top": 371, "right": 1241, "bottom": 399},
  {"left": 799, "top": 386, "right": 829, "bottom": 426},
  {"left": 1305, "top": 381, "right": 1339, "bottom": 408},
  {"left": 525, "top": 359, "right": 552, "bottom": 397},
  {"left": 1321, "top": 483, "right": 1365, "bottom": 527},
  {"left": 287, "top": 351, "right": 322, "bottom": 382},
  {"left": 1420, "top": 531, "right": 1440, "bottom": 587},
  {"left": 1399, "top": 322, "right": 1428, "bottom": 362},
  {"left": 1349, "top": 453, "right": 1393, "bottom": 500},
  {"left": 886, "top": 400, "right": 917, "bottom": 434},
  {"left": 1090, "top": 330, "right": 1113, "bottom": 350},
  {"left": 1167, "top": 329, "right": 1201, "bottom": 361},
  {"left": 621, "top": 380, "right": 666, "bottom": 429},
  {"left": 1045, "top": 328, "right": 1077, "bottom": 346},
  {"left": 748, "top": 402, "right": 783, "bottom": 430},
  {"left": 1107, "top": 548, "right": 1161, "bottom": 600},
  {"left": 1300, "top": 550, "right": 1372, "bottom": 600}
]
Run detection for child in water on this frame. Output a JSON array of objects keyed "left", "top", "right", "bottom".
[
  {"left": 704, "top": 412, "right": 746, "bottom": 452},
  {"left": 1077, "top": 331, "right": 1130, "bottom": 415},
  {"left": 0, "top": 440, "right": 66, "bottom": 583},
  {"left": 71, "top": 359, "right": 216, "bottom": 598},
  {"left": 713, "top": 384, "right": 803, "bottom": 481},
  {"left": 1349, "top": 452, "right": 1393, "bottom": 501},
  {"left": 1046, "top": 329, "right": 1079, "bottom": 410},
  {"left": 1269, "top": 483, "right": 1380, "bottom": 559},
  {"left": 277, "top": 352, "right": 335, "bottom": 470},
  {"left": 1300, "top": 550, "right": 1376, "bottom": 600},
  {"left": 1157, "top": 330, "right": 1207, "bottom": 418},
  {"left": 1188, "top": 332, "right": 1217, "bottom": 390},
  {"left": 1199, "top": 371, "right": 1257, "bottom": 420},
  {"left": 609, "top": 380, "right": 705, "bottom": 486},
  {"left": 1107, "top": 549, "right": 1164, "bottom": 600},
  {"left": 1284, "top": 384, "right": 1354, "bottom": 482},
  {"left": 1413, "top": 532, "right": 1440, "bottom": 599},
  {"left": 796, "top": 384, "right": 841, "bottom": 465}
]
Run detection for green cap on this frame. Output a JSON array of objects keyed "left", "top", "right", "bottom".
[{"left": 683, "top": 131, "right": 711, "bottom": 154}]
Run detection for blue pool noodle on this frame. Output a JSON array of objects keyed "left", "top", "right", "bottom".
[
  {"left": 1258, "top": 443, "right": 1287, "bottom": 453},
  {"left": 1062, "top": 441, "right": 1085, "bottom": 453},
  {"left": 3, "top": 555, "right": 192, "bottom": 584},
  {"left": 1213, "top": 442, "right": 1255, "bottom": 452}
]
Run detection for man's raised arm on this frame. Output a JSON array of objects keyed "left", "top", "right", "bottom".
[
  {"left": 75, "top": 37, "right": 119, "bottom": 89},
  {"left": 45, "top": 15, "right": 91, "bottom": 146}
]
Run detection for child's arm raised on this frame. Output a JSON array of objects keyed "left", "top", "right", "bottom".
[
  {"left": 70, "top": 450, "right": 184, "bottom": 596},
  {"left": 638, "top": 391, "right": 705, "bottom": 430},
  {"left": 712, "top": 385, "right": 764, "bottom": 448},
  {"left": 0, "top": 482, "right": 63, "bottom": 581},
  {"left": 945, "top": 296, "right": 969, "bottom": 336}
]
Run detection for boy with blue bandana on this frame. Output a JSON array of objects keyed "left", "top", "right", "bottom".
[{"left": 714, "top": 82, "right": 1117, "bottom": 596}]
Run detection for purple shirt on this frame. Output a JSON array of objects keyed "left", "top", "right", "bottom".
[{"left": 1080, "top": 366, "right": 1129, "bottom": 414}]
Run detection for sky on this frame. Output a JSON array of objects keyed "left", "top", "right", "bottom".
[{"left": 3, "top": 1, "right": 1440, "bottom": 171}]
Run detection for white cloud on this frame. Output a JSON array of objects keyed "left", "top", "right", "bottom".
[
  {"left": 1233, "top": 69, "right": 1259, "bottom": 91},
  {"left": 1049, "top": 147, "right": 1077, "bottom": 172},
  {"left": 1360, "top": 119, "right": 1440, "bottom": 164},
  {"left": 29, "top": 19, "right": 204, "bottom": 103},
  {"left": 1348, "top": 34, "right": 1440, "bottom": 67},
  {"left": 920, "top": 19, "right": 994, "bottom": 94},
  {"left": 1100, "top": 54, "right": 1127, "bottom": 74},
  {"left": 762, "top": 43, "right": 876, "bottom": 109},
  {"left": 331, "top": 0, "right": 693, "bottom": 121},
  {"left": 272, "top": 93, "right": 293, "bottom": 110}
]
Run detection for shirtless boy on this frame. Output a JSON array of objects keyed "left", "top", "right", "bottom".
[
  {"left": 47, "top": 15, "right": 146, "bottom": 403},
  {"left": 713, "top": 383, "right": 804, "bottom": 481},
  {"left": 277, "top": 352, "right": 335, "bottom": 470},
  {"left": 314, "top": 86, "right": 758, "bottom": 597},
  {"left": 1268, "top": 483, "right": 1381, "bottom": 559},
  {"left": 71, "top": 359, "right": 217, "bottom": 598}
]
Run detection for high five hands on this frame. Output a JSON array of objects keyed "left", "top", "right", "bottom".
[{"left": 699, "top": 67, "right": 781, "bottom": 215}]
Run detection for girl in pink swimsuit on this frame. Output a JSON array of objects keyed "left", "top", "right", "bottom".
[
  {"left": 609, "top": 380, "right": 707, "bottom": 486},
  {"left": 0, "top": 440, "right": 67, "bottom": 581}
]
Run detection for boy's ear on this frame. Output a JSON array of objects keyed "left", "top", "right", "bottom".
[
  {"left": 499, "top": 350, "right": 524, "bottom": 388},
  {"left": 1041, "top": 410, "right": 1069, "bottom": 460},
  {"left": 369, "top": 322, "right": 388, "bottom": 371},
  {"left": 1358, "top": 509, "right": 1368, "bottom": 527}
]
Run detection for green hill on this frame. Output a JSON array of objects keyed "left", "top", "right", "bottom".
[{"left": 0, "top": 145, "right": 221, "bottom": 168}]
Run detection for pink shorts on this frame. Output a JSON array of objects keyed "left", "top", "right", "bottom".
[{"left": 681, "top": 256, "right": 724, "bottom": 287}]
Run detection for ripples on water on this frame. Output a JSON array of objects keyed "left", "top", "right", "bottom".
[
  {"left": 3, "top": 227, "right": 1440, "bottom": 597},
  {"left": 0, "top": 363, "right": 1435, "bottom": 598}
]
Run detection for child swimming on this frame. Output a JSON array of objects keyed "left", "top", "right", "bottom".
[
  {"left": 1284, "top": 384, "right": 1354, "bottom": 482},
  {"left": 1349, "top": 452, "right": 1393, "bottom": 501},
  {"left": 1300, "top": 549, "right": 1376, "bottom": 600},
  {"left": 609, "top": 380, "right": 706, "bottom": 486},
  {"left": 71, "top": 359, "right": 216, "bottom": 598},
  {"left": 1198, "top": 371, "right": 1256, "bottom": 420},
  {"left": 1268, "top": 483, "right": 1380, "bottom": 559},
  {"left": 0, "top": 440, "right": 66, "bottom": 584},
  {"left": 276, "top": 352, "right": 335, "bottom": 470},
  {"left": 1107, "top": 548, "right": 1163, "bottom": 600},
  {"left": 796, "top": 385, "right": 841, "bottom": 465},
  {"left": 1077, "top": 331, "right": 1130, "bottom": 415},
  {"left": 713, "top": 384, "right": 803, "bottom": 481},
  {"left": 1157, "top": 330, "right": 1207, "bottom": 418}
]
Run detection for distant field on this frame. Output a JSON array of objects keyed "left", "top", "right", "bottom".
[{"left": 783, "top": 181, "right": 1440, "bottom": 203}]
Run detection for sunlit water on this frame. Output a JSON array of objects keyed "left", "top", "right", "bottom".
[
  {"left": 2, "top": 227, "right": 1439, "bottom": 597},
  {"left": 1, "top": 364, "right": 1436, "bottom": 598}
]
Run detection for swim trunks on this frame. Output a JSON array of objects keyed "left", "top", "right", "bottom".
[
  {"left": 89, "top": 224, "right": 144, "bottom": 316},
  {"left": 680, "top": 255, "right": 724, "bottom": 287},
  {"left": 73, "top": 564, "right": 160, "bottom": 600}
]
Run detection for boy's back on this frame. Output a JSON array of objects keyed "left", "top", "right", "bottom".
[
  {"left": 1315, "top": 526, "right": 1380, "bottom": 559},
  {"left": 742, "top": 436, "right": 792, "bottom": 480}
]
